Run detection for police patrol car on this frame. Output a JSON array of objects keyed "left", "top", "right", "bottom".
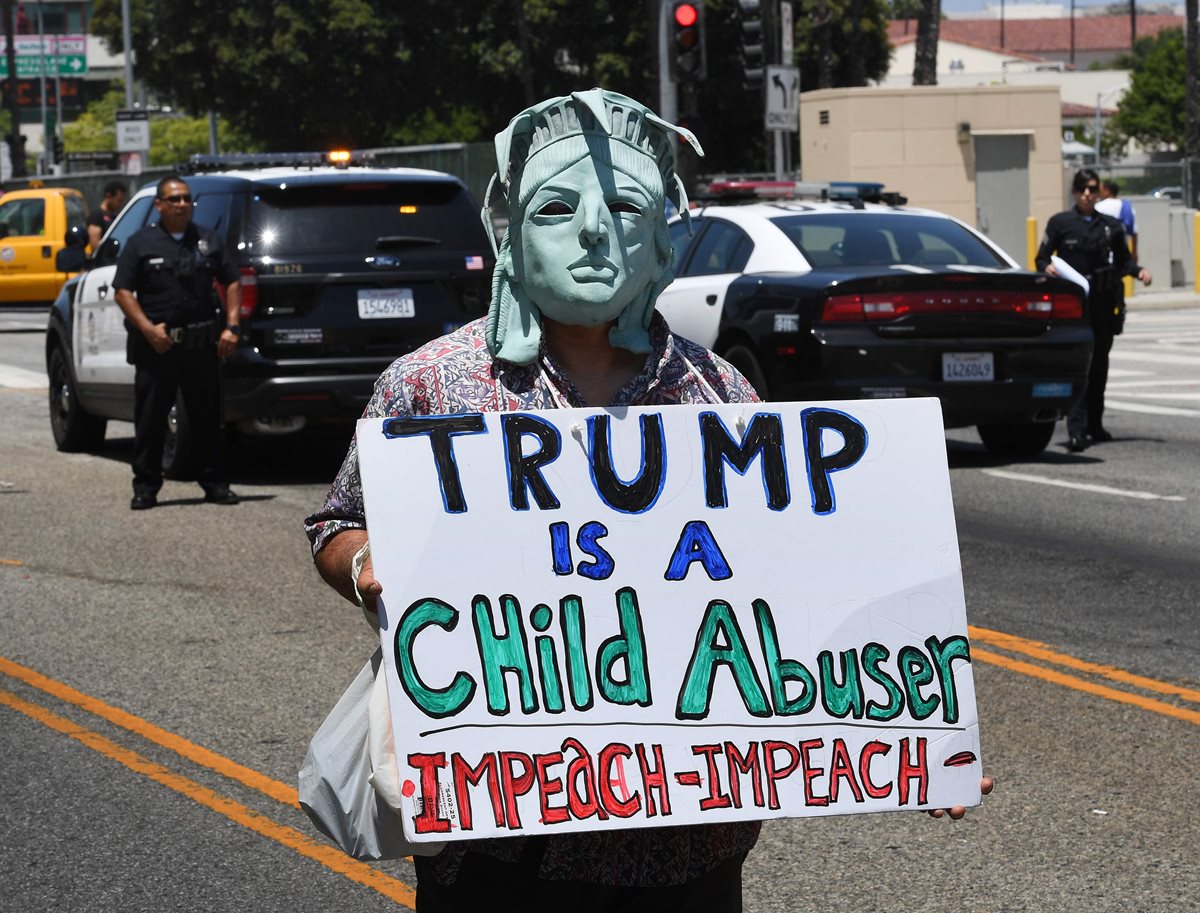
[{"left": 46, "top": 152, "right": 494, "bottom": 476}]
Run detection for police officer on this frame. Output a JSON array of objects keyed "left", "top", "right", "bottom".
[
  {"left": 1036, "top": 168, "right": 1151, "bottom": 453},
  {"left": 114, "top": 175, "right": 242, "bottom": 510}
]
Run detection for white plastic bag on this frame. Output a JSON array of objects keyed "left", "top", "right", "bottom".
[{"left": 297, "top": 647, "right": 446, "bottom": 860}]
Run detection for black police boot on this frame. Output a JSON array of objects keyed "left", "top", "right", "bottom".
[
  {"left": 131, "top": 493, "right": 157, "bottom": 510},
  {"left": 203, "top": 485, "right": 240, "bottom": 505}
]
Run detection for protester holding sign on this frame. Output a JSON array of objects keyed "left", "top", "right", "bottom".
[{"left": 305, "top": 89, "right": 989, "bottom": 912}]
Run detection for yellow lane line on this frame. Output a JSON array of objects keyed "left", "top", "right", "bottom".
[
  {"left": 0, "top": 558, "right": 24, "bottom": 566},
  {"left": 0, "top": 655, "right": 298, "bottom": 807},
  {"left": 969, "top": 625, "right": 1200, "bottom": 704},
  {"left": 0, "top": 687, "right": 416, "bottom": 907},
  {"left": 972, "top": 648, "right": 1200, "bottom": 726}
]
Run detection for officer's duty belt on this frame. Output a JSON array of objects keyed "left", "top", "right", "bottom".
[{"left": 167, "top": 320, "right": 218, "bottom": 350}]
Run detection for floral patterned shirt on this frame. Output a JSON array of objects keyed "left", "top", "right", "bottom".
[{"left": 304, "top": 314, "right": 762, "bottom": 886}]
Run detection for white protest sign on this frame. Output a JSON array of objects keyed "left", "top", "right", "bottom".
[{"left": 357, "top": 397, "right": 981, "bottom": 844}]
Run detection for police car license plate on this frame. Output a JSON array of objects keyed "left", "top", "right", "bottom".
[
  {"left": 357, "top": 288, "right": 415, "bottom": 319},
  {"left": 942, "top": 352, "right": 994, "bottom": 382}
]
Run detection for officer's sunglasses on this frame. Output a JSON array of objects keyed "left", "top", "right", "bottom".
[
  {"left": 1077, "top": 184, "right": 1100, "bottom": 195},
  {"left": 158, "top": 193, "right": 193, "bottom": 204}
]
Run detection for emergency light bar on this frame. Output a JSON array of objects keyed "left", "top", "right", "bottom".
[{"left": 180, "top": 150, "right": 376, "bottom": 173}]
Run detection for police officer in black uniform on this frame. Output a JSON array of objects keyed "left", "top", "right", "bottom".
[
  {"left": 1035, "top": 168, "right": 1151, "bottom": 453},
  {"left": 114, "top": 175, "right": 243, "bottom": 510}
]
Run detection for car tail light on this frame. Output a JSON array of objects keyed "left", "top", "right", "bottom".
[
  {"left": 821, "top": 290, "right": 1084, "bottom": 322},
  {"left": 239, "top": 267, "right": 258, "bottom": 320}
]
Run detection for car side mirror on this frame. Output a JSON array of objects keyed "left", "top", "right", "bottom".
[
  {"left": 96, "top": 236, "right": 120, "bottom": 265},
  {"left": 56, "top": 245, "right": 87, "bottom": 273},
  {"left": 64, "top": 224, "right": 87, "bottom": 248}
]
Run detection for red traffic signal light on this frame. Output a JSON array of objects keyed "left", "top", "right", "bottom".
[
  {"left": 672, "top": 0, "right": 707, "bottom": 82},
  {"left": 674, "top": 2, "right": 698, "bottom": 27}
]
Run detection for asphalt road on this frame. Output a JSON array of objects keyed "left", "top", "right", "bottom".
[{"left": 1, "top": 305, "right": 1197, "bottom": 912}]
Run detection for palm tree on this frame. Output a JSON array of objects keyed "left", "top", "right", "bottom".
[{"left": 913, "top": 0, "right": 940, "bottom": 85}]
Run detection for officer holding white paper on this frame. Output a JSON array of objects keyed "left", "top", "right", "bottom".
[{"left": 1036, "top": 168, "right": 1151, "bottom": 452}]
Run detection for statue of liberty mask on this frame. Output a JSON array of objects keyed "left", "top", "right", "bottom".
[{"left": 481, "top": 88, "right": 703, "bottom": 364}]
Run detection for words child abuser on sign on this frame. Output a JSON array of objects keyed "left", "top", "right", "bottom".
[{"left": 357, "top": 397, "right": 982, "bottom": 842}]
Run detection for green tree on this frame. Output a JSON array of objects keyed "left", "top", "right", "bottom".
[
  {"left": 63, "top": 86, "right": 257, "bottom": 162},
  {"left": 88, "top": 0, "right": 892, "bottom": 175},
  {"left": 1109, "top": 27, "right": 1185, "bottom": 151},
  {"left": 89, "top": 0, "right": 656, "bottom": 150}
]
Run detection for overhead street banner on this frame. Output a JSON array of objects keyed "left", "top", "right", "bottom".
[{"left": 358, "top": 397, "right": 982, "bottom": 843}]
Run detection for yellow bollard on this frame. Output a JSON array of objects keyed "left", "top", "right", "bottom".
[
  {"left": 1195, "top": 212, "right": 1200, "bottom": 293},
  {"left": 1026, "top": 216, "right": 1038, "bottom": 270},
  {"left": 1124, "top": 233, "right": 1134, "bottom": 298}
]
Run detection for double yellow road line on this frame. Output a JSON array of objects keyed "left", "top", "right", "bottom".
[
  {"left": 1, "top": 629, "right": 1196, "bottom": 907},
  {"left": 0, "top": 656, "right": 416, "bottom": 907},
  {"left": 969, "top": 625, "right": 1200, "bottom": 725}
]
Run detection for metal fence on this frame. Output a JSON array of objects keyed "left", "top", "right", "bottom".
[{"left": 1095, "top": 157, "right": 1198, "bottom": 209}]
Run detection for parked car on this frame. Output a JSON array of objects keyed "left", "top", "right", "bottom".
[
  {"left": 658, "top": 201, "right": 1091, "bottom": 457},
  {"left": 1149, "top": 186, "right": 1183, "bottom": 201},
  {"left": 46, "top": 153, "right": 494, "bottom": 476},
  {"left": 0, "top": 186, "right": 88, "bottom": 305}
]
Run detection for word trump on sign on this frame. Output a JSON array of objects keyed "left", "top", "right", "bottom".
[{"left": 357, "top": 397, "right": 982, "bottom": 842}]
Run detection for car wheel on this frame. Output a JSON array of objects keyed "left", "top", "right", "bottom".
[
  {"left": 47, "top": 346, "right": 106, "bottom": 452},
  {"left": 977, "top": 421, "right": 1055, "bottom": 458},
  {"left": 162, "top": 395, "right": 201, "bottom": 480},
  {"left": 721, "top": 344, "right": 770, "bottom": 399}
]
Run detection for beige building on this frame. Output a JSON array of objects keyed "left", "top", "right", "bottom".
[{"left": 800, "top": 84, "right": 1065, "bottom": 263}]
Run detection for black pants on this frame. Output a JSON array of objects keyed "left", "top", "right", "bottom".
[
  {"left": 414, "top": 850, "right": 746, "bottom": 913},
  {"left": 1067, "top": 315, "right": 1115, "bottom": 440},
  {"left": 131, "top": 340, "right": 225, "bottom": 496}
]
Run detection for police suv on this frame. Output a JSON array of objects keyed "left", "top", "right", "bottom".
[{"left": 46, "top": 153, "right": 494, "bottom": 476}]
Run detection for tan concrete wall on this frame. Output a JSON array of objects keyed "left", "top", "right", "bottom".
[{"left": 799, "top": 84, "right": 1064, "bottom": 237}]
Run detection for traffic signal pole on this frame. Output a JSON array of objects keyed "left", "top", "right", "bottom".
[{"left": 657, "top": 0, "right": 677, "bottom": 123}]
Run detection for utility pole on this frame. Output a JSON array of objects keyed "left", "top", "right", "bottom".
[{"left": 1, "top": 0, "right": 26, "bottom": 177}]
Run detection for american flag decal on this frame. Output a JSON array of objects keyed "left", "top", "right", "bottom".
[{"left": 465, "top": 255, "right": 485, "bottom": 270}]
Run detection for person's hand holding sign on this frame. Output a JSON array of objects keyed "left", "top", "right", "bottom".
[
  {"left": 929, "top": 776, "right": 994, "bottom": 820},
  {"left": 316, "top": 530, "right": 382, "bottom": 615}
]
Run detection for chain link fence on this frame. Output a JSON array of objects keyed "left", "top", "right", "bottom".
[{"left": 1096, "top": 157, "right": 1197, "bottom": 208}]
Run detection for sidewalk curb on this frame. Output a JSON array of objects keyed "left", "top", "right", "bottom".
[{"left": 1127, "top": 291, "right": 1200, "bottom": 311}]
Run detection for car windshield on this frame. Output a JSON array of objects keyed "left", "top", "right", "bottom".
[
  {"left": 770, "top": 212, "right": 1010, "bottom": 269},
  {"left": 246, "top": 181, "right": 481, "bottom": 256},
  {"left": 0, "top": 198, "right": 45, "bottom": 237}
]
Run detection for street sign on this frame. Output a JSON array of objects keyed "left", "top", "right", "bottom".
[
  {"left": 66, "top": 151, "right": 120, "bottom": 173},
  {"left": 116, "top": 110, "right": 150, "bottom": 152},
  {"left": 0, "top": 35, "right": 88, "bottom": 78},
  {"left": 764, "top": 65, "right": 800, "bottom": 132},
  {"left": 780, "top": 2, "right": 793, "bottom": 63}
]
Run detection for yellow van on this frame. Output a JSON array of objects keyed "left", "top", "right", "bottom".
[{"left": 0, "top": 187, "right": 88, "bottom": 305}]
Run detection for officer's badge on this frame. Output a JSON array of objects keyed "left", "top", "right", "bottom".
[{"left": 198, "top": 238, "right": 210, "bottom": 255}]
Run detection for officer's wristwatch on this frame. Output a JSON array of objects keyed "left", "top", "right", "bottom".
[{"left": 225, "top": 324, "right": 241, "bottom": 337}]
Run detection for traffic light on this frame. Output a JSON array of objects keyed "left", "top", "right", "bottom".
[
  {"left": 737, "top": 0, "right": 766, "bottom": 88},
  {"left": 672, "top": 1, "right": 707, "bottom": 83},
  {"left": 52, "top": 136, "right": 64, "bottom": 164}
]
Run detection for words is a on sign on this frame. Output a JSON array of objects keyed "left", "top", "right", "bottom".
[{"left": 357, "top": 397, "right": 982, "bottom": 843}]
